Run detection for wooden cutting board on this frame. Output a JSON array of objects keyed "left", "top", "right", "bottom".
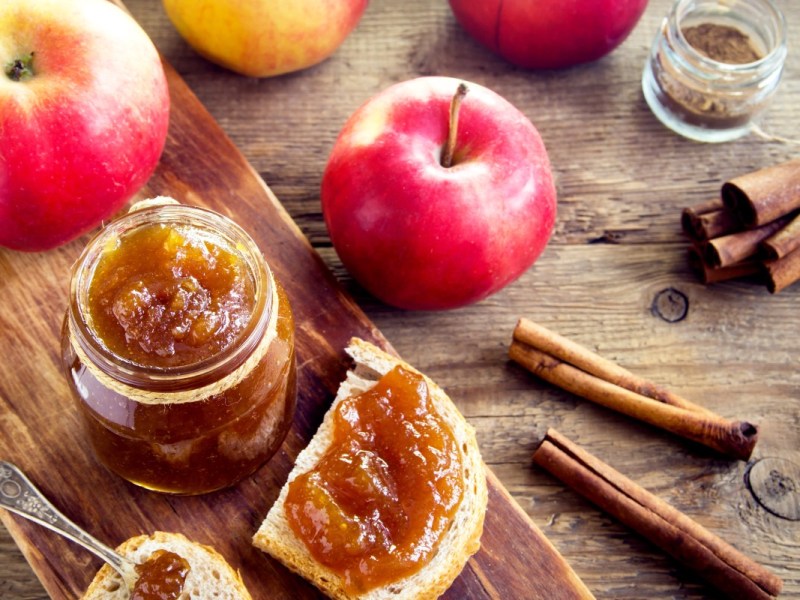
[{"left": 0, "top": 28, "right": 593, "bottom": 600}]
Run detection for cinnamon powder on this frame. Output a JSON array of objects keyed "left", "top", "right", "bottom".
[
  {"left": 682, "top": 23, "right": 763, "bottom": 64},
  {"left": 655, "top": 22, "right": 768, "bottom": 128}
]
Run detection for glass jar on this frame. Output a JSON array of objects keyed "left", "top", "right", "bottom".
[
  {"left": 62, "top": 201, "right": 296, "bottom": 495},
  {"left": 642, "top": 0, "right": 787, "bottom": 143}
]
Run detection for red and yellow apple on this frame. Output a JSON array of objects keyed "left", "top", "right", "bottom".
[
  {"left": 448, "top": 0, "right": 649, "bottom": 70},
  {"left": 162, "top": 0, "right": 369, "bottom": 78},
  {"left": 321, "top": 76, "right": 557, "bottom": 311},
  {"left": 0, "top": 0, "right": 169, "bottom": 252}
]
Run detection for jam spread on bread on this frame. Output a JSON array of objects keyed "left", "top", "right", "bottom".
[
  {"left": 284, "top": 366, "right": 464, "bottom": 593},
  {"left": 131, "top": 549, "right": 190, "bottom": 600},
  {"left": 86, "top": 223, "right": 255, "bottom": 368}
]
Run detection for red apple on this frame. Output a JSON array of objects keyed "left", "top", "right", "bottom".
[
  {"left": 448, "top": 0, "right": 649, "bottom": 70},
  {"left": 0, "top": 0, "right": 170, "bottom": 252},
  {"left": 321, "top": 76, "right": 556, "bottom": 310}
]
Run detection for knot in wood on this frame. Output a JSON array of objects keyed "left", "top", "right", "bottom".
[
  {"left": 651, "top": 287, "right": 688, "bottom": 323},
  {"left": 746, "top": 458, "right": 800, "bottom": 521}
]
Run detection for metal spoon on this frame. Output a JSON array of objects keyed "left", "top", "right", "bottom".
[{"left": 0, "top": 460, "right": 138, "bottom": 592}]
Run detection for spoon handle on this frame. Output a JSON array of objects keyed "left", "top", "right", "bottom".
[{"left": 0, "top": 460, "right": 136, "bottom": 585}]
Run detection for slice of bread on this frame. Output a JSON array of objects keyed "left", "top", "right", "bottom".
[
  {"left": 253, "top": 337, "right": 488, "bottom": 600},
  {"left": 82, "top": 531, "right": 251, "bottom": 599}
]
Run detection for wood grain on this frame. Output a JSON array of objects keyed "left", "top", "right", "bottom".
[
  {"left": 2, "top": 0, "right": 799, "bottom": 598},
  {"left": 0, "top": 3, "right": 592, "bottom": 600}
]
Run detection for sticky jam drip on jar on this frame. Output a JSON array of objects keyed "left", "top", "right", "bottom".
[
  {"left": 284, "top": 365, "right": 464, "bottom": 593},
  {"left": 87, "top": 223, "right": 255, "bottom": 368},
  {"left": 131, "top": 549, "right": 191, "bottom": 600}
]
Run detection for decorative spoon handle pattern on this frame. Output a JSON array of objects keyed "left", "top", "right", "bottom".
[{"left": 0, "top": 460, "right": 137, "bottom": 588}]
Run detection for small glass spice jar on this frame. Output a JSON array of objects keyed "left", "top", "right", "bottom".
[
  {"left": 62, "top": 200, "right": 296, "bottom": 495},
  {"left": 642, "top": 0, "right": 787, "bottom": 143}
]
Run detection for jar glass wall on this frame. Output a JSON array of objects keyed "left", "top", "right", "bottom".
[
  {"left": 62, "top": 202, "right": 296, "bottom": 495},
  {"left": 642, "top": 0, "right": 787, "bottom": 143}
]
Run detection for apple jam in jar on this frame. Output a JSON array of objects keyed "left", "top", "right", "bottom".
[{"left": 62, "top": 201, "right": 296, "bottom": 494}]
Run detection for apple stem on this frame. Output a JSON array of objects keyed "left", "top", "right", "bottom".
[
  {"left": 441, "top": 83, "right": 469, "bottom": 168},
  {"left": 6, "top": 53, "right": 35, "bottom": 82}
]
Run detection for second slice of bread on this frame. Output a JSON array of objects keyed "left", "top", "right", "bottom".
[
  {"left": 82, "top": 531, "right": 251, "bottom": 599},
  {"left": 253, "top": 337, "right": 488, "bottom": 600}
]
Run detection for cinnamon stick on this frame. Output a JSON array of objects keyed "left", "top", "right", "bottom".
[
  {"left": 722, "top": 158, "right": 800, "bottom": 227},
  {"left": 510, "top": 320, "right": 759, "bottom": 460},
  {"left": 533, "top": 429, "right": 783, "bottom": 599},
  {"left": 761, "top": 211, "right": 800, "bottom": 260},
  {"left": 764, "top": 245, "right": 800, "bottom": 293},
  {"left": 682, "top": 197, "right": 724, "bottom": 217},
  {"left": 681, "top": 198, "right": 723, "bottom": 237},
  {"left": 704, "top": 214, "right": 791, "bottom": 268},
  {"left": 513, "top": 318, "right": 713, "bottom": 415},
  {"left": 687, "top": 246, "right": 761, "bottom": 284},
  {"left": 681, "top": 200, "right": 740, "bottom": 240}
]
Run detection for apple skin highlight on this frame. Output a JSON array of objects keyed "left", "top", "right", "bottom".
[{"left": 321, "top": 76, "right": 557, "bottom": 311}]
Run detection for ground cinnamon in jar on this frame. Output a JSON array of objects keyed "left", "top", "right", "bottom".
[
  {"left": 682, "top": 23, "right": 763, "bottom": 64},
  {"left": 641, "top": 0, "right": 787, "bottom": 143},
  {"left": 658, "top": 22, "right": 766, "bottom": 128}
]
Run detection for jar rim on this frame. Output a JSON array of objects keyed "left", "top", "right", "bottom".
[
  {"left": 67, "top": 203, "right": 273, "bottom": 391},
  {"left": 671, "top": 0, "right": 787, "bottom": 72}
]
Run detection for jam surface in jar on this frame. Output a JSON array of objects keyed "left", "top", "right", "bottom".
[
  {"left": 285, "top": 365, "right": 464, "bottom": 593},
  {"left": 63, "top": 206, "right": 297, "bottom": 495},
  {"left": 131, "top": 549, "right": 191, "bottom": 600},
  {"left": 87, "top": 222, "right": 254, "bottom": 368}
]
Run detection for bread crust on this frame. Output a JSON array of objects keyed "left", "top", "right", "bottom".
[
  {"left": 253, "top": 338, "right": 488, "bottom": 599},
  {"left": 82, "top": 531, "right": 251, "bottom": 599}
]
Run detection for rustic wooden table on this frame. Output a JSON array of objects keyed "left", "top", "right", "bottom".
[{"left": 2, "top": 0, "right": 798, "bottom": 598}]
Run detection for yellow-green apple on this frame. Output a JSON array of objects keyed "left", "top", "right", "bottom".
[
  {"left": 321, "top": 76, "right": 556, "bottom": 310},
  {"left": 0, "top": 0, "right": 169, "bottom": 252},
  {"left": 162, "top": 0, "right": 369, "bottom": 78},
  {"left": 449, "top": 0, "right": 648, "bottom": 69}
]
